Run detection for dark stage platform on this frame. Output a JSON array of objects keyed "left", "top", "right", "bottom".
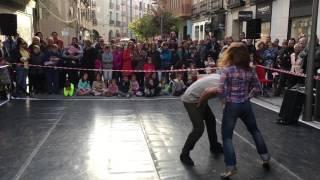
[{"left": 0, "top": 98, "right": 320, "bottom": 180}]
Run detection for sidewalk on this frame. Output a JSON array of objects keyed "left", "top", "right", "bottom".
[{"left": 252, "top": 95, "right": 320, "bottom": 130}]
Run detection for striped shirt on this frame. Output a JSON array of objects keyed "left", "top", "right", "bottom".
[{"left": 218, "top": 65, "right": 261, "bottom": 103}]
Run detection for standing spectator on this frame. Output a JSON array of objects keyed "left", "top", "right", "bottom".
[
  {"left": 112, "top": 45, "right": 123, "bottom": 82},
  {"left": 11, "top": 38, "right": 29, "bottom": 96},
  {"left": 95, "top": 37, "right": 105, "bottom": 57},
  {"left": 102, "top": 45, "right": 113, "bottom": 82},
  {"left": 122, "top": 41, "right": 134, "bottom": 78},
  {"left": 35, "top": 32, "right": 47, "bottom": 49},
  {"left": 275, "top": 39, "right": 295, "bottom": 95},
  {"left": 160, "top": 42, "right": 172, "bottom": 82},
  {"left": 262, "top": 42, "right": 278, "bottom": 80},
  {"left": 289, "top": 43, "right": 304, "bottom": 88},
  {"left": 208, "top": 37, "right": 220, "bottom": 61},
  {"left": 82, "top": 40, "right": 97, "bottom": 83},
  {"left": 239, "top": 32, "right": 246, "bottom": 42},
  {"left": 43, "top": 44, "right": 61, "bottom": 94},
  {"left": 2, "top": 36, "right": 16, "bottom": 59},
  {"left": 273, "top": 38, "right": 281, "bottom": 51},
  {"left": 62, "top": 37, "right": 82, "bottom": 86},
  {"left": 199, "top": 40, "right": 207, "bottom": 63},
  {"left": 256, "top": 41, "right": 266, "bottom": 65},
  {"left": 29, "top": 45, "right": 45, "bottom": 94},
  {"left": 132, "top": 43, "right": 147, "bottom": 87},
  {"left": 52, "top": 32, "right": 64, "bottom": 50},
  {"left": 0, "top": 40, "right": 5, "bottom": 59},
  {"left": 148, "top": 43, "right": 161, "bottom": 79}
]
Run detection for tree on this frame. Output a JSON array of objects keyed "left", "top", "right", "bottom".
[
  {"left": 129, "top": 15, "right": 158, "bottom": 41},
  {"left": 153, "top": 11, "right": 181, "bottom": 36}
]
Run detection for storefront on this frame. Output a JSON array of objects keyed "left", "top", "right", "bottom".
[
  {"left": 226, "top": 0, "right": 255, "bottom": 40},
  {"left": 289, "top": 0, "right": 313, "bottom": 40},
  {"left": 255, "top": 0, "right": 273, "bottom": 39}
]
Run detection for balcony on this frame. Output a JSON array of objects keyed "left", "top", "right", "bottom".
[
  {"left": 109, "top": 2, "right": 114, "bottom": 9},
  {"left": 109, "top": 20, "right": 115, "bottom": 25},
  {"left": 170, "top": 0, "right": 192, "bottom": 18},
  {"left": 116, "top": 4, "right": 120, "bottom": 10}
]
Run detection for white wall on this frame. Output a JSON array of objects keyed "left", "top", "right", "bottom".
[
  {"left": 225, "top": 5, "right": 256, "bottom": 39},
  {"left": 270, "top": 0, "right": 290, "bottom": 41}
]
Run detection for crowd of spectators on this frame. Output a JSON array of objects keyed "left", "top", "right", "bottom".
[{"left": 1, "top": 31, "right": 319, "bottom": 100}]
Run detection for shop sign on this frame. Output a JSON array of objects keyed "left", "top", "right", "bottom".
[
  {"left": 239, "top": 11, "right": 253, "bottom": 21},
  {"left": 256, "top": 3, "right": 272, "bottom": 21}
]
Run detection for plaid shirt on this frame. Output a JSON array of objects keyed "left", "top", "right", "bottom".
[{"left": 218, "top": 66, "right": 261, "bottom": 103}]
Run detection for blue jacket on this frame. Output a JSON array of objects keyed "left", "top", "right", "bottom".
[{"left": 160, "top": 49, "right": 172, "bottom": 69}]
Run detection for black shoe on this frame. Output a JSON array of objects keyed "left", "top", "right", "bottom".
[
  {"left": 262, "top": 160, "right": 270, "bottom": 170},
  {"left": 211, "top": 143, "right": 224, "bottom": 155},
  {"left": 180, "top": 154, "right": 194, "bottom": 166}
]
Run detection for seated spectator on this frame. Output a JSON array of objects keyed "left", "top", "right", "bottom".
[
  {"left": 144, "top": 56, "right": 156, "bottom": 78},
  {"left": 130, "top": 74, "right": 143, "bottom": 96},
  {"left": 77, "top": 72, "right": 91, "bottom": 96},
  {"left": 144, "top": 73, "right": 160, "bottom": 97},
  {"left": 118, "top": 76, "right": 131, "bottom": 97},
  {"left": 105, "top": 79, "right": 118, "bottom": 96},
  {"left": 63, "top": 79, "right": 75, "bottom": 97},
  {"left": 186, "top": 64, "right": 199, "bottom": 86},
  {"left": 159, "top": 79, "right": 171, "bottom": 96},
  {"left": 172, "top": 73, "right": 186, "bottom": 96},
  {"left": 92, "top": 73, "right": 106, "bottom": 96}
]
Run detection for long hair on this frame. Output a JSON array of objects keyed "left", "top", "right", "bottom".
[{"left": 218, "top": 42, "right": 251, "bottom": 70}]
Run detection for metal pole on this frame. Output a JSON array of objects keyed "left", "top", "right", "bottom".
[
  {"left": 160, "top": 14, "right": 163, "bottom": 39},
  {"left": 304, "top": 0, "right": 319, "bottom": 121}
]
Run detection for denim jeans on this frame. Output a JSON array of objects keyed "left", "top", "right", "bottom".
[
  {"left": 222, "top": 101, "right": 270, "bottom": 168},
  {"left": 182, "top": 102, "right": 219, "bottom": 154},
  {"left": 46, "top": 69, "right": 60, "bottom": 94},
  {"left": 16, "top": 66, "right": 28, "bottom": 94}
]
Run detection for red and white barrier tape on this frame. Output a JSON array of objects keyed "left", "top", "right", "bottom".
[
  {"left": 9, "top": 63, "right": 217, "bottom": 73},
  {"left": 0, "top": 65, "right": 9, "bottom": 69}
]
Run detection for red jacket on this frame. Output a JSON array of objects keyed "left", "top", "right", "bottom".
[
  {"left": 122, "top": 49, "right": 133, "bottom": 76},
  {"left": 144, "top": 63, "right": 155, "bottom": 78}
]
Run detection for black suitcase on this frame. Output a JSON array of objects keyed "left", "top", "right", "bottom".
[{"left": 278, "top": 89, "right": 305, "bottom": 124}]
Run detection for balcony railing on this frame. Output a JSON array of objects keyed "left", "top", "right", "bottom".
[{"left": 109, "top": 20, "right": 115, "bottom": 25}]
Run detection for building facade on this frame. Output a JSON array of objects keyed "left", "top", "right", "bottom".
[
  {"left": 158, "top": 0, "right": 192, "bottom": 41},
  {"left": 95, "top": 0, "right": 153, "bottom": 42},
  {"left": 0, "top": 0, "right": 36, "bottom": 44},
  {"left": 191, "top": 0, "right": 211, "bottom": 40}
]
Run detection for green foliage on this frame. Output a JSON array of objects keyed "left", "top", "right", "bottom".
[
  {"left": 129, "top": 14, "right": 158, "bottom": 41},
  {"left": 129, "top": 11, "right": 180, "bottom": 39},
  {"left": 153, "top": 11, "right": 181, "bottom": 35}
]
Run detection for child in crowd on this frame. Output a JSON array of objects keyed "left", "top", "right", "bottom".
[
  {"left": 204, "top": 55, "right": 216, "bottom": 74},
  {"left": 77, "top": 73, "right": 91, "bottom": 96},
  {"left": 63, "top": 79, "right": 75, "bottom": 97},
  {"left": 172, "top": 73, "right": 186, "bottom": 96},
  {"left": 118, "top": 76, "right": 131, "bottom": 97},
  {"left": 160, "top": 79, "right": 171, "bottom": 95},
  {"left": 144, "top": 56, "right": 156, "bottom": 78},
  {"left": 130, "top": 74, "right": 142, "bottom": 96},
  {"left": 144, "top": 73, "right": 160, "bottom": 97},
  {"left": 92, "top": 73, "right": 105, "bottom": 96},
  {"left": 187, "top": 64, "right": 199, "bottom": 86},
  {"left": 105, "top": 79, "right": 119, "bottom": 96}
]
